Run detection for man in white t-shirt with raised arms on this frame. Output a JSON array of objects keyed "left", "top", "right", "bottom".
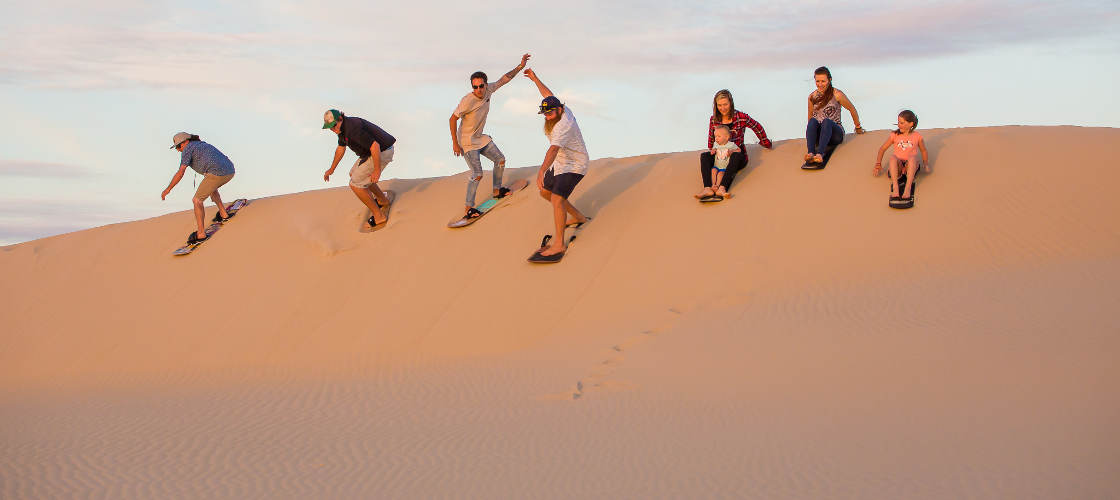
[
  {"left": 524, "top": 67, "right": 590, "bottom": 262},
  {"left": 449, "top": 53, "right": 531, "bottom": 220}
]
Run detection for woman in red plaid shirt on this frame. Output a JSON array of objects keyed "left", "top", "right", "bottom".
[{"left": 696, "top": 89, "right": 772, "bottom": 200}]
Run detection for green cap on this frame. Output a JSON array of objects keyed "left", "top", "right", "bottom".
[{"left": 322, "top": 109, "right": 342, "bottom": 129}]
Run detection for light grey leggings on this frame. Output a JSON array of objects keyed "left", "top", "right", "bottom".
[{"left": 463, "top": 141, "right": 506, "bottom": 207}]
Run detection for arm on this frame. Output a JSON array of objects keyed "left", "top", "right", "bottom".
[
  {"left": 495, "top": 53, "right": 530, "bottom": 87},
  {"left": 523, "top": 68, "right": 553, "bottom": 98},
  {"left": 874, "top": 138, "right": 892, "bottom": 174},
  {"left": 807, "top": 97, "right": 814, "bottom": 122},
  {"left": 742, "top": 113, "right": 772, "bottom": 149},
  {"left": 449, "top": 113, "right": 462, "bottom": 156},
  {"left": 707, "top": 119, "right": 715, "bottom": 151},
  {"left": 324, "top": 145, "right": 345, "bottom": 181},
  {"left": 918, "top": 136, "right": 929, "bottom": 167},
  {"left": 367, "top": 142, "right": 382, "bottom": 183},
  {"left": 161, "top": 165, "right": 189, "bottom": 200},
  {"left": 537, "top": 145, "right": 560, "bottom": 190},
  {"left": 836, "top": 90, "right": 864, "bottom": 133}
]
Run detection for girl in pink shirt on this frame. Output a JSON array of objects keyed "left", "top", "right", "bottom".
[{"left": 874, "top": 110, "right": 928, "bottom": 200}]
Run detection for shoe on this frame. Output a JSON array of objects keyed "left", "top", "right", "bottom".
[
  {"left": 187, "top": 231, "right": 210, "bottom": 244},
  {"left": 212, "top": 211, "right": 235, "bottom": 223}
]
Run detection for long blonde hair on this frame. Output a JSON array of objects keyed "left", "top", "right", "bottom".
[
  {"left": 712, "top": 89, "right": 735, "bottom": 122},
  {"left": 543, "top": 107, "right": 565, "bottom": 136}
]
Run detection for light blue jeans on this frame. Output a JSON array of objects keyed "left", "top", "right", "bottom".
[{"left": 463, "top": 141, "right": 506, "bottom": 206}]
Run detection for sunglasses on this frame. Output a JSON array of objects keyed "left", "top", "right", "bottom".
[{"left": 472, "top": 84, "right": 486, "bottom": 89}]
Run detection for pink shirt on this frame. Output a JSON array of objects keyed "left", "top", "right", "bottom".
[{"left": 890, "top": 131, "right": 923, "bottom": 160}]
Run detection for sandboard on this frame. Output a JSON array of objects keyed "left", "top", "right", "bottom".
[
  {"left": 359, "top": 190, "right": 397, "bottom": 233},
  {"left": 172, "top": 198, "right": 250, "bottom": 256},
  {"left": 527, "top": 218, "right": 591, "bottom": 264},
  {"left": 801, "top": 144, "right": 838, "bottom": 170},
  {"left": 699, "top": 192, "right": 732, "bottom": 203},
  {"left": 889, "top": 170, "right": 917, "bottom": 209},
  {"left": 448, "top": 179, "right": 530, "bottom": 228}
]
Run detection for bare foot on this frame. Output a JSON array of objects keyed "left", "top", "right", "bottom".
[
  {"left": 715, "top": 187, "right": 729, "bottom": 197},
  {"left": 539, "top": 243, "right": 566, "bottom": 257},
  {"left": 804, "top": 153, "right": 813, "bottom": 162},
  {"left": 813, "top": 154, "right": 824, "bottom": 163},
  {"left": 695, "top": 187, "right": 715, "bottom": 199}
]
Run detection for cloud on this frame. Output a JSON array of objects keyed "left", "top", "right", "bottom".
[
  {"left": 1, "top": 1, "right": 1115, "bottom": 91},
  {"left": 0, "top": 159, "right": 98, "bottom": 178}
]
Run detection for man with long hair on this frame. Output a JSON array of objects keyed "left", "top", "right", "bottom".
[
  {"left": 449, "top": 53, "right": 531, "bottom": 221},
  {"left": 524, "top": 67, "right": 589, "bottom": 262}
]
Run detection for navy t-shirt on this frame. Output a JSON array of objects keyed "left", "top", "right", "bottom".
[{"left": 338, "top": 116, "right": 396, "bottom": 159}]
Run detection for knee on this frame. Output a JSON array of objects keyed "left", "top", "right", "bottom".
[
  {"left": 192, "top": 197, "right": 204, "bottom": 207},
  {"left": 471, "top": 174, "right": 483, "bottom": 182}
]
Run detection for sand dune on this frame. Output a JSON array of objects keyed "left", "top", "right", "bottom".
[{"left": 1, "top": 126, "right": 1117, "bottom": 498}]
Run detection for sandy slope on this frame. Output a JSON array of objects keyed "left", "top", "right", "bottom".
[{"left": 1, "top": 126, "right": 1117, "bottom": 498}]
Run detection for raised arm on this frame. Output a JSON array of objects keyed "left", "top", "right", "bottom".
[
  {"left": 495, "top": 53, "right": 531, "bottom": 86},
  {"left": 836, "top": 90, "right": 864, "bottom": 133},
  {"left": 523, "top": 68, "right": 553, "bottom": 98}
]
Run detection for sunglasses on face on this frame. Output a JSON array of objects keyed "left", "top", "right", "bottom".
[{"left": 472, "top": 84, "right": 486, "bottom": 89}]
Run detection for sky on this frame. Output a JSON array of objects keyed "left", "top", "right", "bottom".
[{"left": 1, "top": 0, "right": 1118, "bottom": 245}]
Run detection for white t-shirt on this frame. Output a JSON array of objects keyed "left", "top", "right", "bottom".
[
  {"left": 546, "top": 107, "right": 589, "bottom": 175},
  {"left": 453, "top": 80, "right": 507, "bottom": 152}
]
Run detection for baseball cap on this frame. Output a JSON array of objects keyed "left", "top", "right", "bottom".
[
  {"left": 322, "top": 109, "right": 343, "bottom": 129},
  {"left": 538, "top": 96, "right": 563, "bottom": 114},
  {"left": 170, "top": 132, "right": 192, "bottom": 149}
]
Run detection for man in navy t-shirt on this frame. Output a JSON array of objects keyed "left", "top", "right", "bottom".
[{"left": 322, "top": 109, "right": 397, "bottom": 230}]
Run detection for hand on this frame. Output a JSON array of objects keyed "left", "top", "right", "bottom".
[
  {"left": 761, "top": 138, "right": 773, "bottom": 149},
  {"left": 855, "top": 126, "right": 866, "bottom": 135},
  {"left": 873, "top": 164, "right": 882, "bottom": 175},
  {"left": 323, "top": 168, "right": 334, "bottom": 182},
  {"left": 520, "top": 53, "right": 531, "bottom": 67},
  {"left": 523, "top": 68, "right": 537, "bottom": 80},
  {"left": 536, "top": 173, "right": 544, "bottom": 190},
  {"left": 161, "top": 189, "right": 170, "bottom": 200},
  {"left": 709, "top": 148, "right": 716, "bottom": 156},
  {"left": 453, "top": 142, "right": 463, "bottom": 157}
]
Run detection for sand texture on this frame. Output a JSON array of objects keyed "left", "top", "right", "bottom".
[{"left": 1, "top": 126, "right": 1118, "bottom": 498}]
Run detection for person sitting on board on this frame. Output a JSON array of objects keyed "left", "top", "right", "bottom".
[
  {"left": 709, "top": 125, "right": 740, "bottom": 197},
  {"left": 161, "top": 132, "right": 237, "bottom": 244},
  {"left": 874, "top": 109, "right": 928, "bottom": 201},
  {"left": 450, "top": 53, "right": 531, "bottom": 221},
  {"left": 695, "top": 89, "right": 772, "bottom": 200},
  {"left": 525, "top": 67, "right": 590, "bottom": 260},
  {"left": 805, "top": 66, "right": 865, "bottom": 165},
  {"left": 321, "top": 109, "right": 397, "bottom": 230}
]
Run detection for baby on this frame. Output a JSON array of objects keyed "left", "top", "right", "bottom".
[{"left": 710, "top": 125, "right": 741, "bottom": 195}]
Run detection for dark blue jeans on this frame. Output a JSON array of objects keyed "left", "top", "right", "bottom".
[{"left": 805, "top": 118, "right": 844, "bottom": 155}]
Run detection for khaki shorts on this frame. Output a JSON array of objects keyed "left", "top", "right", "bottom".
[
  {"left": 194, "top": 173, "right": 234, "bottom": 200},
  {"left": 349, "top": 146, "right": 395, "bottom": 188}
]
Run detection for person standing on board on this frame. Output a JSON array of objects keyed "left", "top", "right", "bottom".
[
  {"left": 322, "top": 109, "right": 397, "bottom": 230},
  {"left": 450, "top": 53, "right": 531, "bottom": 221},
  {"left": 524, "top": 67, "right": 590, "bottom": 261},
  {"left": 161, "top": 132, "right": 236, "bottom": 244}
]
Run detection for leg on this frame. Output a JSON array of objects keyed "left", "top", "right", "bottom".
[
  {"left": 209, "top": 190, "right": 228, "bottom": 218},
  {"left": 350, "top": 184, "right": 386, "bottom": 223},
  {"left": 191, "top": 197, "right": 206, "bottom": 238},
  {"left": 826, "top": 119, "right": 845, "bottom": 148},
  {"left": 888, "top": 156, "right": 901, "bottom": 197},
  {"left": 697, "top": 152, "right": 715, "bottom": 198},
  {"left": 480, "top": 142, "right": 507, "bottom": 196},
  {"left": 718, "top": 152, "right": 747, "bottom": 193},
  {"left": 814, "top": 119, "right": 836, "bottom": 162},
  {"left": 542, "top": 193, "right": 584, "bottom": 256},
  {"left": 902, "top": 159, "right": 918, "bottom": 198},
  {"left": 462, "top": 149, "right": 483, "bottom": 211},
  {"left": 805, "top": 118, "right": 822, "bottom": 157}
]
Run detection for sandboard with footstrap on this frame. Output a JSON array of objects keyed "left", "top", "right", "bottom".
[
  {"left": 889, "top": 167, "right": 919, "bottom": 209},
  {"left": 172, "top": 198, "right": 250, "bottom": 256},
  {"left": 527, "top": 218, "right": 591, "bottom": 264},
  {"left": 448, "top": 179, "right": 530, "bottom": 228},
  {"left": 359, "top": 190, "right": 396, "bottom": 233},
  {"left": 801, "top": 144, "right": 838, "bottom": 170}
]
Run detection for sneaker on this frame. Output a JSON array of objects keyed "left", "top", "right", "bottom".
[{"left": 212, "top": 211, "right": 235, "bottom": 223}]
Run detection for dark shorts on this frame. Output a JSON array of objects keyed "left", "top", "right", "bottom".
[{"left": 542, "top": 169, "right": 584, "bottom": 199}]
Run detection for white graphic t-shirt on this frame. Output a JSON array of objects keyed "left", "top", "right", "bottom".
[{"left": 546, "top": 107, "right": 589, "bottom": 175}]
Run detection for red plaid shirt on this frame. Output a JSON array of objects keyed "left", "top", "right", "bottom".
[{"left": 708, "top": 111, "right": 770, "bottom": 162}]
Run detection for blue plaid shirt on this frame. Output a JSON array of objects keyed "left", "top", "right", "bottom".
[{"left": 180, "top": 141, "right": 235, "bottom": 176}]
